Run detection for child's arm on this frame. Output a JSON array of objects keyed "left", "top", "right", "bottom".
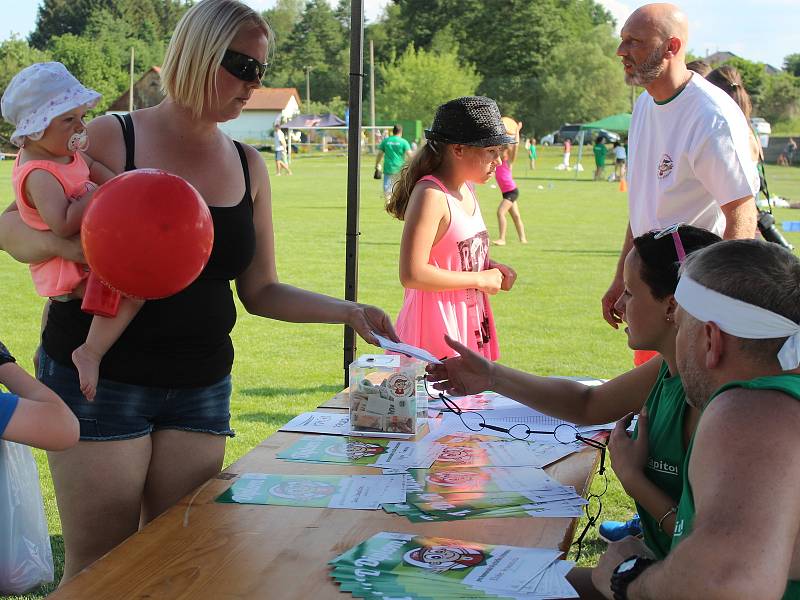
[
  {"left": 399, "top": 186, "right": 503, "bottom": 294},
  {"left": 81, "top": 152, "right": 117, "bottom": 185},
  {"left": 0, "top": 360, "right": 79, "bottom": 451},
  {"left": 24, "top": 170, "right": 92, "bottom": 237}
]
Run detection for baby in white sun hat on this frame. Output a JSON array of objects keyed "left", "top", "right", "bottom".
[{"left": 1, "top": 62, "right": 143, "bottom": 402}]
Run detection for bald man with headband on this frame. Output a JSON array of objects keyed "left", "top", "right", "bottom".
[
  {"left": 593, "top": 239, "right": 800, "bottom": 599},
  {"left": 602, "top": 3, "right": 759, "bottom": 334}
]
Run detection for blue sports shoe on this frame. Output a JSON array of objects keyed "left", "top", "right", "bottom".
[{"left": 598, "top": 514, "right": 642, "bottom": 542}]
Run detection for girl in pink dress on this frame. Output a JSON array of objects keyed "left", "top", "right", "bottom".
[{"left": 386, "top": 97, "right": 517, "bottom": 360}]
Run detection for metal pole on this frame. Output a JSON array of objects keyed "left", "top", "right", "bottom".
[
  {"left": 343, "top": 0, "right": 364, "bottom": 387},
  {"left": 369, "top": 39, "right": 376, "bottom": 154},
  {"left": 305, "top": 66, "right": 311, "bottom": 111},
  {"left": 128, "top": 47, "right": 135, "bottom": 112}
]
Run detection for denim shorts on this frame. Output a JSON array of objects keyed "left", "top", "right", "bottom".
[{"left": 37, "top": 350, "right": 235, "bottom": 441}]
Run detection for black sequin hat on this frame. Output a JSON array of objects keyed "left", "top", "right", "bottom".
[{"left": 424, "top": 96, "right": 516, "bottom": 147}]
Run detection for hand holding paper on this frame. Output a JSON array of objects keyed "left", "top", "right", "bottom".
[{"left": 371, "top": 332, "right": 442, "bottom": 364}]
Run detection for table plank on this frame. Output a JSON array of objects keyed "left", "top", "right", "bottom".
[{"left": 49, "top": 420, "right": 599, "bottom": 599}]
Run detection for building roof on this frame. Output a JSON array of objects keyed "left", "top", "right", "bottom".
[
  {"left": 107, "top": 66, "right": 164, "bottom": 112},
  {"left": 705, "top": 51, "right": 781, "bottom": 75},
  {"left": 244, "top": 87, "right": 301, "bottom": 111}
]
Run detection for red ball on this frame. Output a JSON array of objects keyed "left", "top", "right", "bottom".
[{"left": 81, "top": 169, "right": 214, "bottom": 299}]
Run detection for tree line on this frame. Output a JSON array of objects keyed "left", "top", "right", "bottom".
[{"left": 1, "top": 0, "right": 798, "bottom": 146}]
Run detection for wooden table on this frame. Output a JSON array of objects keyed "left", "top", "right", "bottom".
[{"left": 49, "top": 402, "right": 600, "bottom": 599}]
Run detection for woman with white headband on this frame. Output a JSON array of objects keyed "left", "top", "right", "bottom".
[{"left": 427, "top": 225, "right": 720, "bottom": 583}]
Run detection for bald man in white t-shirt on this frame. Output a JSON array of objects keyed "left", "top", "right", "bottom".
[{"left": 601, "top": 3, "right": 758, "bottom": 329}]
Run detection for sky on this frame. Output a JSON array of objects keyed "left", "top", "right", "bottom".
[{"left": 1, "top": 0, "right": 797, "bottom": 70}]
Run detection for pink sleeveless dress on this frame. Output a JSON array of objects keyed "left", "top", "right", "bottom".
[
  {"left": 12, "top": 153, "right": 93, "bottom": 297},
  {"left": 396, "top": 175, "right": 499, "bottom": 360}
]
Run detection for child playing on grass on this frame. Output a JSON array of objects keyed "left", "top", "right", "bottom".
[
  {"left": 386, "top": 96, "right": 517, "bottom": 360},
  {"left": 1, "top": 62, "right": 143, "bottom": 401},
  {"left": 527, "top": 137, "right": 537, "bottom": 170},
  {"left": 492, "top": 122, "right": 527, "bottom": 246}
]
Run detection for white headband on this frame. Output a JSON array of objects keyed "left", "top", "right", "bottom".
[{"left": 675, "top": 274, "right": 800, "bottom": 370}]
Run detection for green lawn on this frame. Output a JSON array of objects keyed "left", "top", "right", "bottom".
[{"left": 1, "top": 148, "right": 799, "bottom": 599}]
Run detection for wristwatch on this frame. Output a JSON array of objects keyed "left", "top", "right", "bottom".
[{"left": 610, "top": 555, "right": 655, "bottom": 600}]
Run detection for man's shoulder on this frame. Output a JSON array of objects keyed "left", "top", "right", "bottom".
[{"left": 705, "top": 382, "right": 800, "bottom": 431}]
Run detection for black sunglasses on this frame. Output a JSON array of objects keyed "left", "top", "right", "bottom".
[{"left": 221, "top": 49, "right": 267, "bottom": 82}]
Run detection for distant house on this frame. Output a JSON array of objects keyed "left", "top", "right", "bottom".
[
  {"left": 107, "top": 68, "right": 300, "bottom": 143},
  {"left": 218, "top": 87, "right": 301, "bottom": 143},
  {"left": 705, "top": 51, "right": 780, "bottom": 75},
  {"left": 107, "top": 66, "right": 165, "bottom": 112}
]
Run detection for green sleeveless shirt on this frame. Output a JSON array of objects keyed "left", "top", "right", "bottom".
[
  {"left": 633, "top": 361, "right": 688, "bottom": 559},
  {"left": 671, "top": 374, "right": 800, "bottom": 599}
]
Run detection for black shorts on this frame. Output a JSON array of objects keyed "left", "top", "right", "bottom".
[
  {"left": 615, "top": 158, "right": 626, "bottom": 165},
  {"left": 502, "top": 189, "right": 519, "bottom": 202}
]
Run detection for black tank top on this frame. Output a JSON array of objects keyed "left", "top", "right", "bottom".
[{"left": 42, "top": 114, "right": 257, "bottom": 387}]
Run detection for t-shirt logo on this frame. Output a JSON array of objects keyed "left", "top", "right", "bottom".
[{"left": 657, "top": 154, "right": 674, "bottom": 179}]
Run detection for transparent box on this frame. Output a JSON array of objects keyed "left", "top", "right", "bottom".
[{"left": 348, "top": 354, "right": 427, "bottom": 436}]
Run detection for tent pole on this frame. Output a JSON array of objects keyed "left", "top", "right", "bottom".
[{"left": 343, "top": 0, "right": 364, "bottom": 387}]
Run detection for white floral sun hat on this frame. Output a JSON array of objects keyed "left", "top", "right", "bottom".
[{"left": 1, "top": 62, "right": 101, "bottom": 147}]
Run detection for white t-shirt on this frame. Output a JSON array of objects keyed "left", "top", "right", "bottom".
[
  {"left": 627, "top": 74, "right": 758, "bottom": 237},
  {"left": 274, "top": 129, "right": 286, "bottom": 152},
  {"left": 614, "top": 145, "right": 627, "bottom": 160}
]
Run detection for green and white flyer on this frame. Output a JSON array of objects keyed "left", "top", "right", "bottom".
[
  {"left": 216, "top": 473, "right": 406, "bottom": 509},
  {"left": 329, "top": 531, "right": 578, "bottom": 599},
  {"left": 277, "top": 435, "right": 442, "bottom": 469}
]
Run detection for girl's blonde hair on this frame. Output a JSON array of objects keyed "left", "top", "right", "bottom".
[
  {"left": 386, "top": 140, "right": 446, "bottom": 220},
  {"left": 161, "top": 0, "right": 272, "bottom": 119}
]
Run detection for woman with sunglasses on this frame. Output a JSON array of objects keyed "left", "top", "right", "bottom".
[
  {"left": 427, "top": 225, "right": 719, "bottom": 592},
  {"left": 0, "top": 0, "right": 397, "bottom": 583}
]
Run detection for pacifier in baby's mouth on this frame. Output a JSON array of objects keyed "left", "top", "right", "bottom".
[{"left": 67, "top": 130, "right": 89, "bottom": 152}]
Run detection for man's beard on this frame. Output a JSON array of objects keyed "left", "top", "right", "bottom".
[
  {"left": 624, "top": 44, "right": 666, "bottom": 86},
  {"left": 677, "top": 324, "right": 715, "bottom": 410}
]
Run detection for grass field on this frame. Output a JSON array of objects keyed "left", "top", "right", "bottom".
[{"left": 1, "top": 146, "right": 799, "bottom": 599}]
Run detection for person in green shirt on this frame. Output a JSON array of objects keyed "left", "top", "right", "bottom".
[
  {"left": 594, "top": 137, "right": 608, "bottom": 181},
  {"left": 375, "top": 124, "right": 412, "bottom": 198},
  {"left": 594, "top": 239, "right": 800, "bottom": 600},
  {"left": 527, "top": 137, "right": 537, "bottom": 170},
  {"left": 426, "top": 225, "right": 720, "bottom": 595}
]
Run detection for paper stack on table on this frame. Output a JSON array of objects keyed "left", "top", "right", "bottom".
[
  {"left": 382, "top": 466, "right": 587, "bottom": 522},
  {"left": 277, "top": 436, "right": 444, "bottom": 469},
  {"left": 329, "top": 531, "right": 578, "bottom": 599},
  {"left": 215, "top": 472, "right": 407, "bottom": 509},
  {"left": 281, "top": 410, "right": 425, "bottom": 439}
]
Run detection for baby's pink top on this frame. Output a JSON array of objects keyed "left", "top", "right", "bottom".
[
  {"left": 494, "top": 160, "right": 515, "bottom": 193},
  {"left": 395, "top": 175, "right": 499, "bottom": 361},
  {"left": 12, "top": 153, "right": 93, "bottom": 297}
]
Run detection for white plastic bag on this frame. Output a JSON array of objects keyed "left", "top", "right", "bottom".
[{"left": 0, "top": 440, "right": 54, "bottom": 594}]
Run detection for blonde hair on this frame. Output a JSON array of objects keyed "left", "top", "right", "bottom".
[
  {"left": 386, "top": 141, "right": 445, "bottom": 220},
  {"left": 161, "top": 0, "right": 271, "bottom": 119}
]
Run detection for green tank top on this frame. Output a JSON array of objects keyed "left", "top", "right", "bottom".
[
  {"left": 671, "top": 374, "right": 800, "bottom": 599},
  {"left": 633, "top": 361, "right": 689, "bottom": 559}
]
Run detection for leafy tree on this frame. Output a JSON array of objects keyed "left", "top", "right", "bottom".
[
  {"left": 48, "top": 34, "right": 128, "bottom": 115},
  {"left": 276, "top": 0, "right": 349, "bottom": 103},
  {"left": 784, "top": 53, "right": 800, "bottom": 78},
  {"left": 536, "top": 27, "right": 630, "bottom": 132},
  {"left": 374, "top": 0, "right": 618, "bottom": 133},
  {"left": 376, "top": 45, "right": 480, "bottom": 123},
  {"left": 30, "top": 0, "right": 188, "bottom": 49},
  {"left": 723, "top": 56, "right": 768, "bottom": 106},
  {"left": 262, "top": 0, "right": 304, "bottom": 54},
  {"left": 758, "top": 72, "right": 800, "bottom": 123}
]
